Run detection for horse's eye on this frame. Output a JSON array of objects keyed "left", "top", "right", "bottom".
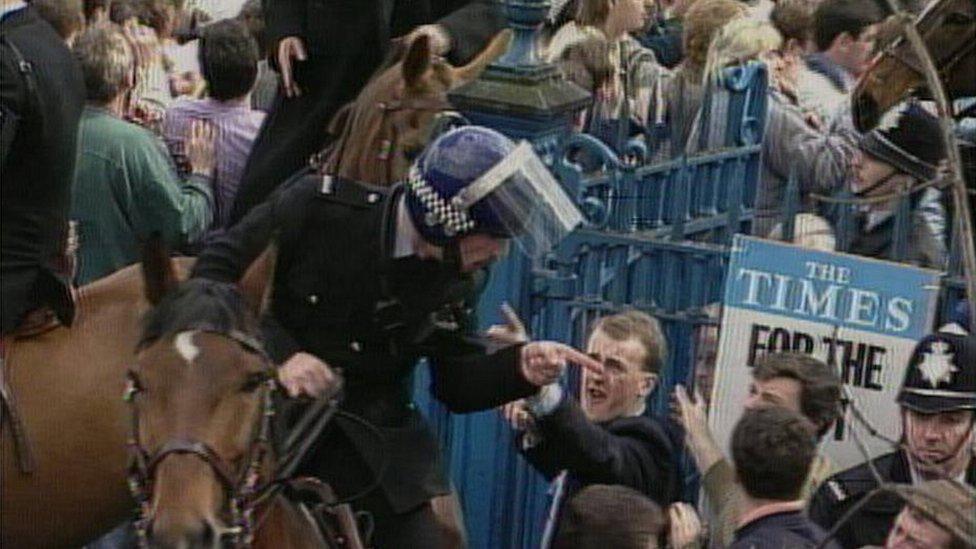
[{"left": 241, "top": 372, "right": 269, "bottom": 393}]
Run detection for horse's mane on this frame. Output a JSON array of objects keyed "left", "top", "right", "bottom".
[{"left": 140, "top": 278, "right": 259, "bottom": 348}]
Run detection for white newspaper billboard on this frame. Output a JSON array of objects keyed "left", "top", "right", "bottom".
[{"left": 709, "top": 236, "right": 941, "bottom": 471}]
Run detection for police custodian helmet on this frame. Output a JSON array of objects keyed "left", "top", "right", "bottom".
[{"left": 897, "top": 331, "right": 976, "bottom": 414}]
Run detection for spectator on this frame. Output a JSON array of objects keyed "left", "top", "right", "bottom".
[
  {"left": 729, "top": 407, "right": 838, "bottom": 548},
  {"left": 661, "top": 0, "right": 746, "bottom": 153},
  {"left": 499, "top": 310, "right": 679, "bottom": 547},
  {"left": 691, "top": 17, "right": 857, "bottom": 237},
  {"left": 846, "top": 104, "right": 948, "bottom": 269},
  {"left": 809, "top": 331, "right": 976, "bottom": 548},
  {"left": 636, "top": 0, "right": 685, "bottom": 69},
  {"left": 544, "top": 0, "right": 666, "bottom": 152},
  {"left": 1, "top": 0, "right": 85, "bottom": 335},
  {"left": 82, "top": 0, "right": 108, "bottom": 24},
  {"left": 674, "top": 352, "right": 842, "bottom": 546},
  {"left": 549, "top": 485, "right": 670, "bottom": 549},
  {"left": 235, "top": 0, "right": 277, "bottom": 112},
  {"left": 162, "top": 19, "right": 264, "bottom": 228},
  {"left": 796, "top": 0, "right": 884, "bottom": 123},
  {"left": 70, "top": 23, "right": 214, "bottom": 284},
  {"left": 768, "top": 0, "right": 816, "bottom": 105},
  {"left": 32, "top": 0, "right": 85, "bottom": 46},
  {"left": 885, "top": 480, "right": 976, "bottom": 549}
]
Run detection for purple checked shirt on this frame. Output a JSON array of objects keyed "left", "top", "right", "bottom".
[{"left": 162, "top": 97, "right": 265, "bottom": 228}]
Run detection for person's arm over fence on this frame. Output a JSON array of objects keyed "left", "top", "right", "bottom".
[{"left": 764, "top": 94, "right": 857, "bottom": 195}]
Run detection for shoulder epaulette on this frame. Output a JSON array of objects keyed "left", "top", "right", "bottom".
[{"left": 317, "top": 174, "right": 388, "bottom": 208}]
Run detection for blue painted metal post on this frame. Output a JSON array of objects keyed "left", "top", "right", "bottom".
[{"left": 430, "top": 4, "right": 592, "bottom": 547}]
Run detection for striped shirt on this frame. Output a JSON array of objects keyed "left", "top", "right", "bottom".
[{"left": 162, "top": 97, "right": 265, "bottom": 228}]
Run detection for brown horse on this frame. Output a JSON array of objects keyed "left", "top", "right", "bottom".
[
  {"left": 124, "top": 243, "right": 339, "bottom": 548},
  {"left": 317, "top": 30, "right": 512, "bottom": 187},
  {"left": 1, "top": 259, "right": 191, "bottom": 548},
  {"left": 853, "top": 0, "right": 976, "bottom": 131}
]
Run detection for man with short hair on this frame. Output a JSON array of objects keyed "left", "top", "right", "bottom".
[
  {"left": 502, "top": 310, "right": 679, "bottom": 546},
  {"left": 810, "top": 332, "right": 976, "bottom": 548},
  {"left": 71, "top": 23, "right": 215, "bottom": 284},
  {"left": 162, "top": 18, "right": 265, "bottom": 228},
  {"left": 729, "top": 407, "right": 838, "bottom": 548},
  {"left": 797, "top": 0, "right": 884, "bottom": 123},
  {"left": 551, "top": 484, "right": 668, "bottom": 549},
  {"left": 885, "top": 480, "right": 976, "bottom": 549},
  {"left": 674, "top": 352, "right": 842, "bottom": 546}
]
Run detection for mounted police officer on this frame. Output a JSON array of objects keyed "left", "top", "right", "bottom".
[
  {"left": 193, "top": 126, "right": 602, "bottom": 547},
  {"left": 809, "top": 331, "right": 976, "bottom": 549},
  {"left": 1, "top": 0, "right": 84, "bottom": 336}
]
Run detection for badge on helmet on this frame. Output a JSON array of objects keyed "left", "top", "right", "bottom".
[
  {"left": 897, "top": 332, "right": 976, "bottom": 414},
  {"left": 405, "top": 126, "right": 584, "bottom": 257}
]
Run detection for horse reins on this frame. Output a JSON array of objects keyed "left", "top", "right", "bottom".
[{"left": 124, "top": 327, "right": 277, "bottom": 548}]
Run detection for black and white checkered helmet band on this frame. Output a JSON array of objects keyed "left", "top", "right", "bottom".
[{"left": 407, "top": 167, "right": 476, "bottom": 237}]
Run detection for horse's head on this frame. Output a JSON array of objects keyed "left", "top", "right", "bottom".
[
  {"left": 319, "top": 29, "right": 513, "bottom": 186},
  {"left": 128, "top": 239, "right": 277, "bottom": 548},
  {"left": 853, "top": 0, "right": 975, "bottom": 131}
]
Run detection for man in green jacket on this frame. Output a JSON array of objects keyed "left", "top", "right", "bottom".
[{"left": 71, "top": 23, "right": 214, "bottom": 285}]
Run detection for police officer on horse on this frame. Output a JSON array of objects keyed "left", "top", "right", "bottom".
[{"left": 193, "top": 126, "right": 602, "bottom": 546}]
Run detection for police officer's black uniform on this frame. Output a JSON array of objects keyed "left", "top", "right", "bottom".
[
  {"left": 1, "top": 5, "right": 84, "bottom": 334},
  {"left": 192, "top": 170, "right": 540, "bottom": 545},
  {"left": 808, "top": 449, "right": 976, "bottom": 548},
  {"left": 809, "top": 331, "right": 976, "bottom": 549}
]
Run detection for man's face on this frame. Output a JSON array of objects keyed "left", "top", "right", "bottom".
[
  {"left": 457, "top": 234, "right": 510, "bottom": 273},
  {"left": 608, "top": 0, "right": 648, "bottom": 34},
  {"left": 582, "top": 330, "right": 654, "bottom": 423},
  {"left": 744, "top": 376, "right": 803, "bottom": 415},
  {"left": 885, "top": 508, "right": 955, "bottom": 549},
  {"left": 835, "top": 26, "right": 878, "bottom": 77},
  {"left": 851, "top": 150, "right": 897, "bottom": 196},
  {"left": 904, "top": 408, "right": 974, "bottom": 479}
]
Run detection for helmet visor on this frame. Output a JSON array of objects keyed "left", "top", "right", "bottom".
[{"left": 452, "top": 141, "right": 583, "bottom": 258}]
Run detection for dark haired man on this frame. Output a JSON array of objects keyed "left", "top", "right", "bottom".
[
  {"left": 674, "top": 352, "right": 842, "bottom": 546},
  {"left": 162, "top": 19, "right": 265, "bottom": 229},
  {"left": 502, "top": 310, "right": 679, "bottom": 546},
  {"left": 810, "top": 332, "right": 976, "bottom": 548},
  {"left": 797, "top": 0, "right": 884, "bottom": 122},
  {"left": 729, "top": 407, "right": 838, "bottom": 548}
]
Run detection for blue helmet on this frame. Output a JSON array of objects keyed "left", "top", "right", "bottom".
[{"left": 405, "top": 126, "right": 518, "bottom": 246}]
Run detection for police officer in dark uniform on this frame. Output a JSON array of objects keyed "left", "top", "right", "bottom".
[
  {"left": 1, "top": 0, "right": 85, "bottom": 335},
  {"left": 192, "top": 126, "right": 601, "bottom": 547},
  {"left": 809, "top": 331, "right": 976, "bottom": 549}
]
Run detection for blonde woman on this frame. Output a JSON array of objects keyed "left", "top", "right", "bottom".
[{"left": 695, "top": 17, "right": 859, "bottom": 238}]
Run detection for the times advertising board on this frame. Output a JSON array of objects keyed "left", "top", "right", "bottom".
[{"left": 708, "top": 236, "right": 941, "bottom": 471}]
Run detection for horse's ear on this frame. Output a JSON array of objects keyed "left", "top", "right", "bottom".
[
  {"left": 142, "top": 234, "right": 179, "bottom": 305},
  {"left": 452, "top": 29, "right": 512, "bottom": 86},
  {"left": 402, "top": 34, "right": 432, "bottom": 88},
  {"left": 238, "top": 243, "right": 277, "bottom": 317}
]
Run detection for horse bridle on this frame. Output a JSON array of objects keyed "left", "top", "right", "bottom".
[
  {"left": 125, "top": 327, "right": 277, "bottom": 548},
  {"left": 879, "top": 9, "right": 976, "bottom": 88},
  {"left": 318, "top": 94, "right": 454, "bottom": 185}
]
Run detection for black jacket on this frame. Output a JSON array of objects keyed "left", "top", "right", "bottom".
[
  {"left": 0, "top": 7, "right": 84, "bottom": 333},
  {"left": 519, "top": 396, "right": 678, "bottom": 518},
  {"left": 231, "top": 0, "right": 504, "bottom": 223},
  {"left": 729, "top": 510, "right": 839, "bottom": 549},
  {"left": 193, "top": 171, "right": 538, "bottom": 512},
  {"left": 808, "top": 449, "right": 976, "bottom": 548}
]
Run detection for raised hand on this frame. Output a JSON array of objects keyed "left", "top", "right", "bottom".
[{"left": 486, "top": 302, "right": 529, "bottom": 345}]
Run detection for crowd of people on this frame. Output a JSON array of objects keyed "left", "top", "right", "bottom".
[{"left": 1, "top": 0, "right": 974, "bottom": 548}]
